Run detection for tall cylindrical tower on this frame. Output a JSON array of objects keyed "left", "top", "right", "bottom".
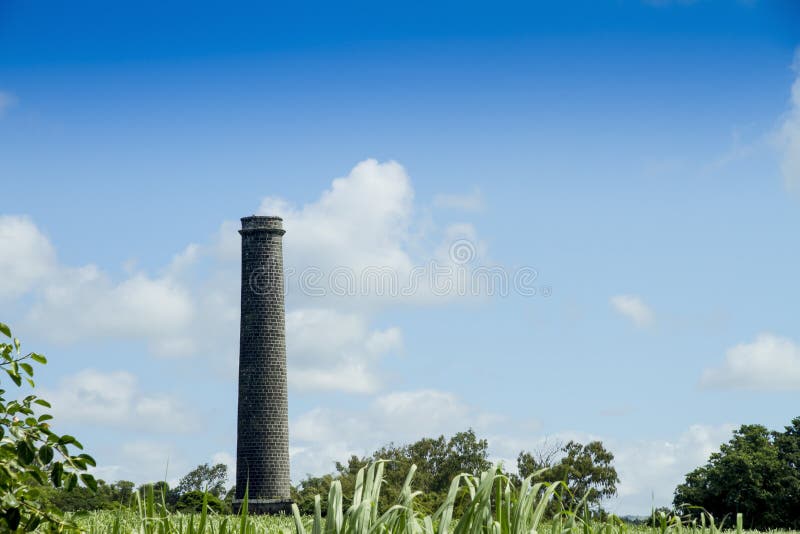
[{"left": 234, "top": 215, "right": 292, "bottom": 515}]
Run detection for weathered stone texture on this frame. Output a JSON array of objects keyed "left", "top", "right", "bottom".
[{"left": 234, "top": 216, "right": 291, "bottom": 514}]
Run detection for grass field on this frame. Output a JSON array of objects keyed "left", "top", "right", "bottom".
[{"left": 61, "top": 463, "right": 800, "bottom": 534}]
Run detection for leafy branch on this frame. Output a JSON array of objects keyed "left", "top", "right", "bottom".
[{"left": 0, "top": 321, "right": 97, "bottom": 531}]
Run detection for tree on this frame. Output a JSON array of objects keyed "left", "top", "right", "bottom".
[
  {"left": 0, "top": 322, "right": 97, "bottom": 531},
  {"left": 294, "top": 429, "right": 491, "bottom": 515},
  {"left": 176, "top": 463, "right": 228, "bottom": 497},
  {"left": 45, "top": 479, "right": 115, "bottom": 512},
  {"left": 518, "top": 439, "right": 618, "bottom": 510},
  {"left": 291, "top": 473, "right": 335, "bottom": 515},
  {"left": 674, "top": 420, "right": 800, "bottom": 529},
  {"left": 175, "top": 490, "right": 228, "bottom": 513},
  {"left": 110, "top": 480, "right": 135, "bottom": 505},
  {"left": 516, "top": 438, "right": 564, "bottom": 478}
]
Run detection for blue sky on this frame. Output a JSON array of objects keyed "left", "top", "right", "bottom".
[{"left": 2, "top": 0, "right": 800, "bottom": 515}]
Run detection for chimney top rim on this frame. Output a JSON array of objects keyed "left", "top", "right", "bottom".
[{"left": 240, "top": 215, "right": 285, "bottom": 234}]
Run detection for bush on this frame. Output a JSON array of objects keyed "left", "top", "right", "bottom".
[
  {"left": 175, "top": 490, "right": 228, "bottom": 514},
  {"left": 0, "top": 321, "right": 97, "bottom": 531}
]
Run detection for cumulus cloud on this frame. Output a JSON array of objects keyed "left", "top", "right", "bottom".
[
  {"left": 5, "top": 159, "right": 492, "bottom": 394},
  {"left": 259, "top": 159, "right": 415, "bottom": 275},
  {"left": 260, "top": 160, "right": 492, "bottom": 304},
  {"left": 287, "top": 308, "right": 402, "bottom": 393},
  {"left": 0, "top": 215, "right": 197, "bottom": 353},
  {"left": 610, "top": 294, "right": 654, "bottom": 327},
  {"left": 700, "top": 333, "right": 800, "bottom": 390},
  {"left": 43, "top": 369, "right": 196, "bottom": 433},
  {"left": 433, "top": 187, "right": 485, "bottom": 212},
  {"left": 28, "top": 269, "right": 195, "bottom": 351},
  {"left": 89, "top": 440, "right": 186, "bottom": 487},
  {"left": 611, "top": 423, "right": 734, "bottom": 515},
  {"left": 778, "top": 50, "right": 800, "bottom": 191},
  {"left": 290, "top": 389, "right": 504, "bottom": 477},
  {"left": 0, "top": 215, "right": 56, "bottom": 298}
]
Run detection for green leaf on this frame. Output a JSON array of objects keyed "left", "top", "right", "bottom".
[
  {"left": 19, "top": 362, "right": 33, "bottom": 377},
  {"left": 0, "top": 323, "right": 10, "bottom": 338},
  {"left": 29, "top": 469, "right": 45, "bottom": 485},
  {"left": 78, "top": 453, "right": 97, "bottom": 467},
  {"left": 80, "top": 473, "right": 98, "bottom": 492},
  {"left": 15, "top": 439, "right": 35, "bottom": 465},
  {"left": 66, "top": 472, "right": 78, "bottom": 491},
  {"left": 38, "top": 445, "right": 54, "bottom": 464},
  {"left": 51, "top": 461, "right": 64, "bottom": 487},
  {"left": 6, "top": 368, "right": 21, "bottom": 387},
  {"left": 59, "top": 434, "right": 83, "bottom": 449},
  {"left": 4, "top": 507, "right": 20, "bottom": 530},
  {"left": 38, "top": 414, "right": 53, "bottom": 422},
  {"left": 30, "top": 353, "right": 47, "bottom": 365},
  {"left": 33, "top": 398, "right": 51, "bottom": 408}
]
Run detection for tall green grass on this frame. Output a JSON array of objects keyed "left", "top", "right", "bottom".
[{"left": 69, "top": 463, "right": 791, "bottom": 534}]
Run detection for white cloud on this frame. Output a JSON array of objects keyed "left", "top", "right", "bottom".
[
  {"left": 292, "top": 389, "right": 489, "bottom": 447},
  {"left": 778, "top": 49, "right": 800, "bottom": 191},
  {"left": 259, "top": 159, "right": 415, "bottom": 275},
  {"left": 700, "top": 333, "right": 800, "bottom": 390},
  {"left": 0, "top": 91, "right": 17, "bottom": 116},
  {"left": 92, "top": 445, "right": 235, "bottom": 488},
  {"left": 374, "top": 390, "right": 471, "bottom": 433},
  {"left": 290, "top": 389, "right": 504, "bottom": 480},
  {"left": 0, "top": 215, "right": 56, "bottom": 298},
  {"left": 287, "top": 309, "right": 401, "bottom": 393},
  {"left": 43, "top": 369, "right": 196, "bottom": 433},
  {"left": 610, "top": 294, "right": 654, "bottom": 327},
  {"left": 28, "top": 268, "right": 195, "bottom": 353},
  {"left": 6, "top": 159, "right": 491, "bottom": 395},
  {"left": 0, "top": 216, "right": 196, "bottom": 353},
  {"left": 259, "top": 160, "right": 493, "bottom": 304},
  {"left": 433, "top": 187, "right": 485, "bottom": 212},
  {"left": 118, "top": 440, "right": 183, "bottom": 486},
  {"left": 611, "top": 423, "right": 734, "bottom": 515}
]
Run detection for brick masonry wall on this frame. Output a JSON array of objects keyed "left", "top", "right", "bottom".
[{"left": 235, "top": 216, "right": 291, "bottom": 509}]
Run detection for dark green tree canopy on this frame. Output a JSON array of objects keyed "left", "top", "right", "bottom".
[
  {"left": 674, "top": 417, "right": 800, "bottom": 529},
  {"left": 518, "top": 439, "right": 618, "bottom": 509},
  {"left": 176, "top": 463, "right": 228, "bottom": 497},
  {"left": 294, "top": 429, "right": 491, "bottom": 515}
]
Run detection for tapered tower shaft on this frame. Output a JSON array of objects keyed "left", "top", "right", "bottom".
[{"left": 234, "top": 216, "right": 291, "bottom": 514}]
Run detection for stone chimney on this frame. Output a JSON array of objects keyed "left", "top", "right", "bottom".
[{"left": 234, "top": 216, "right": 292, "bottom": 514}]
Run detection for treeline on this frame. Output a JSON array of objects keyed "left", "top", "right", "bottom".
[
  {"left": 291, "top": 429, "right": 618, "bottom": 516},
  {"left": 44, "top": 463, "right": 233, "bottom": 514},
  {"left": 47, "top": 417, "right": 800, "bottom": 529},
  {"left": 49, "top": 429, "right": 619, "bottom": 519},
  {"left": 673, "top": 416, "right": 800, "bottom": 530}
]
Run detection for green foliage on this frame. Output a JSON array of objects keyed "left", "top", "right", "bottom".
[
  {"left": 45, "top": 478, "right": 137, "bottom": 511},
  {"left": 518, "top": 439, "right": 619, "bottom": 509},
  {"left": 175, "top": 490, "right": 228, "bottom": 514},
  {"left": 674, "top": 417, "right": 800, "bottom": 529},
  {"left": 294, "top": 429, "right": 491, "bottom": 516},
  {"left": 176, "top": 462, "right": 228, "bottom": 497},
  {"left": 67, "top": 461, "right": 777, "bottom": 534},
  {"left": 0, "top": 321, "right": 96, "bottom": 531}
]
